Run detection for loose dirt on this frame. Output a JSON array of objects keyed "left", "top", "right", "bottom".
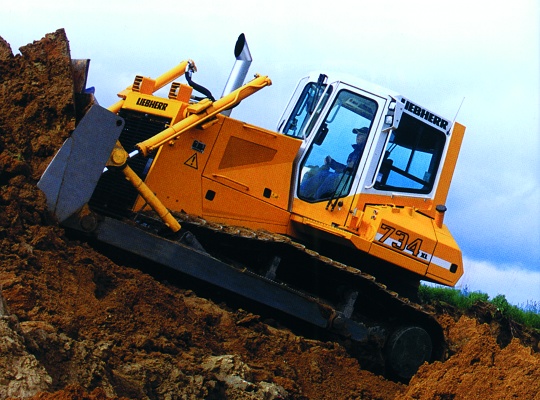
[{"left": 0, "top": 30, "right": 539, "bottom": 400}]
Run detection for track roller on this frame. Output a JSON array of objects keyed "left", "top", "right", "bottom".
[{"left": 385, "top": 325, "right": 433, "bottom": 381}]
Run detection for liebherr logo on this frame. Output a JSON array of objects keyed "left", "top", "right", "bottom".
[
  {"left": 404, "top": 100, "right": 449, "bottom": 130},
  {"left": 136, "top": 97, "right": 169, "bottom": 111}
]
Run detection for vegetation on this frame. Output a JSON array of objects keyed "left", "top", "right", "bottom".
[{"left": 419, "top": 284, "right": 540, "bottom": 331}]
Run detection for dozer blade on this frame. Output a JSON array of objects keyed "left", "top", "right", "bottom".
[{"left": 38, "top": 104, "right": 125, "bottom": 223}]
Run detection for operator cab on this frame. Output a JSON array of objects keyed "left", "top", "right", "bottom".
[{"left": 277, "top": 72, "right": 453, "bottom": 223}]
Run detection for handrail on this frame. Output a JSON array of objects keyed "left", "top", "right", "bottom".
[{"left": 211, "top": 174, "right": 250, "bottom": 191}]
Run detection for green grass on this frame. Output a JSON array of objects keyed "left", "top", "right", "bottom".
[{"left": 418, "top": 284, "right": 540, "bottom": 331}]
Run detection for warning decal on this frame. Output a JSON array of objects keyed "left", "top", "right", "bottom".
[{"left": 184, "top": 153, "right": 198, "bottom": 169}]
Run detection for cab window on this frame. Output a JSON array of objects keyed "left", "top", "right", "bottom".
[
  {"left": 282, "top": 82, "right": 327, "bottom": 138},
  {"left": 298, "top": 90, "right": 377, "bottom": 201},
  {"left": 374, "top": 113, "right": 446, "bottom": 194}
]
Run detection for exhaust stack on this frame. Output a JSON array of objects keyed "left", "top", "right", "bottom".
[{"left": 220, "top": 33, "right": 252, "bottom": 116}]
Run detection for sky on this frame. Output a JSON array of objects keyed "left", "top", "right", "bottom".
[{"left": 2, "top": 0, "right": 539, "bottom": 306}]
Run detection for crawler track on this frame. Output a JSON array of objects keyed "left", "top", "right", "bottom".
[
  {"left": 140, "top": 211, "right": 446, "bottom": 378},
  {"left": 65, "top": 204, "right": 446, "bottom": 380}
]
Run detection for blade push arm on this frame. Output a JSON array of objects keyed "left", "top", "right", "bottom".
[{"left": 107, "top": 143, "right": 181, "bottom": 232}]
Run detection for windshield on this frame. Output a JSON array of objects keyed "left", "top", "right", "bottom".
[
  {"left": 374, "top": 113, "right": 446, "bottom": 194},
  {"left": 298, "top": 90, "right": 377, "bottom": 201}
]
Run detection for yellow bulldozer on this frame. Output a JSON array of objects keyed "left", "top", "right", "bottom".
[{"left": 38, "top": 34, "right": 465, "bottom": 380}]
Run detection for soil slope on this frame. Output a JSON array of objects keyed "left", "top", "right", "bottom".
[{"left": 0, "top": 30, "right": 539, "bottom": 400}]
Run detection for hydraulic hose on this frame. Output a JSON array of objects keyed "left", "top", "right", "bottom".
[{"left": 185, "top": 69, "right": 215, "bottom": 101}]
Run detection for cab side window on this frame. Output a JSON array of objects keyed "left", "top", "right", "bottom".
[
  {"left": 374, "top": 113, "right": 446, "bottom": 194},
  {"left": 283, "top": 83, "right": 324, "bottom": 138}
]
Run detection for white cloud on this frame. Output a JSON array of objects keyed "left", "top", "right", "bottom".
[
  {"left": 455, "top": 257, "right": 540, "bottom": 306},
  {"left": 447, "top": 151, "right": 540, "bottom": 267}
]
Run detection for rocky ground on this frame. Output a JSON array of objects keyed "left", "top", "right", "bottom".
[{"left": 0, "top": 29, "right": 539, "bottom": 400}]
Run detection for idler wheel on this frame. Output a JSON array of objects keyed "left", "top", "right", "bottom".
[{"left": 385, "top": 326, "right": 433, "bottom": 380}]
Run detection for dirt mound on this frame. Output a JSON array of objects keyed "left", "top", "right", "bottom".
[
  {"left": 0, "top": 30, "right": 539, "bottom": 400},
  {"left": 402, "top": 315, "right": 540, "bottom": 399}
]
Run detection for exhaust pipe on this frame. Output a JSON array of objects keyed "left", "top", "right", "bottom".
[{"left": 220, "top": 33, "right": 252, "bottom": 116}]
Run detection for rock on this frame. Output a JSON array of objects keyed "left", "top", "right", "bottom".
[
  {"left": 0, "top": 291, "right": 52, "bottom": 399},
  {"left": 201, "top": 354, "right": 288, "bottom": 399}
]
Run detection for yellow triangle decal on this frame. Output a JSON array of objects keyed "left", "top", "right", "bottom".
[{"left": 184, "top": 153, "right": 198, "bottom": 169}]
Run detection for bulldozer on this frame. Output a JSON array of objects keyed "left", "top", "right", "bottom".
[{"left": 38, "top": 34, "right": 465, "bottom": 380}]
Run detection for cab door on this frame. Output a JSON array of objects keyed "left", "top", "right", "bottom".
[{"left": 291, "top": 84, "right": 386, "bottom": 227}]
